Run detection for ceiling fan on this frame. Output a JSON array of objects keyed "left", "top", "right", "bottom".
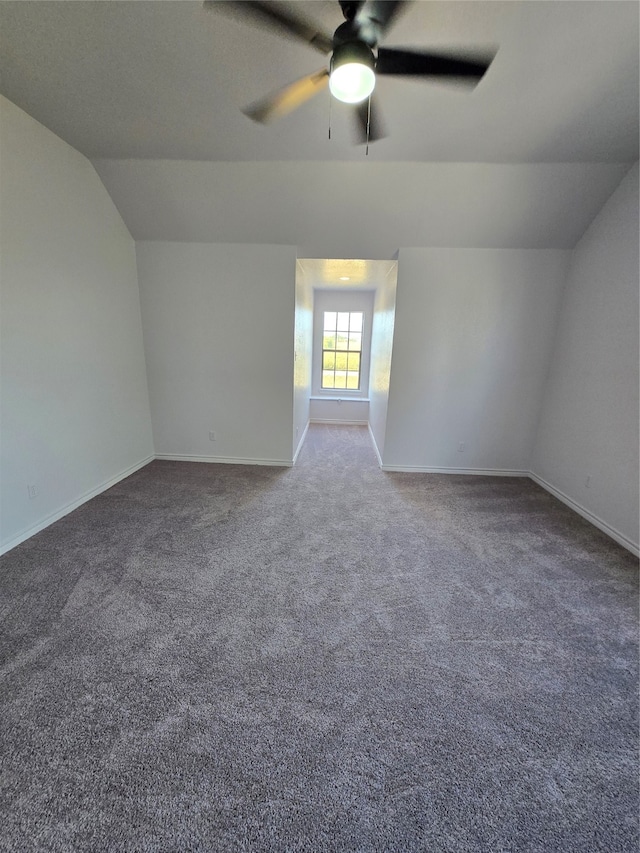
[{"left": 203, "top": 0, "right": 496, "bottom": 144}]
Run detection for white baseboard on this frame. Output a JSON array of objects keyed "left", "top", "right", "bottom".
[
  {"left": 381, "top": 464, "right": 529, "bottom": 477},
  {"left": 310, "top": 418, "right": 369, "bottom": 426},
  {"left": 376, "top": 459, "right": 638, "bottom": 555},
  {"left": 0, "top": 454, "right": 154, "bottom": 557},
  {"left": 367, "top": 423, "right": 384, "bottom": 467},
  {"left": 529, "top": 472, "right": 639, "bottom": 557},
  {"left": 292, "top": 422, "right": 310, "bottom": 465},
  {"left": 155, "top": 453, "right": 293, "bottom": 467},
  {"left": 4, "top": 446, "right": 636, "bottom": 560}
]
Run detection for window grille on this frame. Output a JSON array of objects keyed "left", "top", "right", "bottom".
[{"left": 321, "top": 311, "right": 363, "bottom": 390}]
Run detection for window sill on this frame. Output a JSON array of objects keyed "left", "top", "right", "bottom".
[{"left": 310, "top": 396, "right": 370, "bottom": 402}]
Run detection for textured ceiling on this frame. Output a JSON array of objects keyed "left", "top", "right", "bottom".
[
  {"left": 0, "top": 1, "right": 638, "bottom": 163},
  {"left": 298, "top": 258, "right": 397, "bottom": 289}
]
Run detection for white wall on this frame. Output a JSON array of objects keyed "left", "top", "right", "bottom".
[
  {"left": 382, "top": 249, "right": 569, "bottom": 473},
  {"left": 293, "top": 262, "right": 312, "bottom": 458},
  {"left": 368, "top": 265, "right": 398, "bottom": 462},
  {"left": 0, "top": 96, "right": 154, "bottom": 553},
  {"left": 136, "top": 242, "right": 297, "bottom": 465},
  {"left": 309, "top": 398, "right": 370, "bottom": 425},
  {"left": 531, "top": 164, "right": 639, "bottom": 552}
]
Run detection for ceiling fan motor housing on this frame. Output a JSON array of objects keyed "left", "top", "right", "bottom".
[
  {"left": 333, "top": 19, "right": 378, "bottom": 49},
  {"left": 330, "top": 39, "right": 376, "bottom": 74}
]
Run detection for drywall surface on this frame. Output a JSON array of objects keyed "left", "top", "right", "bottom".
[
  {"left": 309, "top": 398, "right": 369, "bottom": 424},
  {"left": 383, "top": 248, "right": 569, "bottom": 472},
  {"left": 93, "top": 159, "right": 631, "bottom": 256},
  {"left": 368, "top": 266, "right": 398, "bottom": 461},
  {"left": 136, "top": 242, "right": 297, "bottom": 464},
  {"left": 0, "top": 96, "right": 153, "bottom": 552},
  {"left": 531, "top": 164, "right": 639, "bottom": 551},
  {"left": 293, "top": 263, "right": 312, "bottom": 458}
]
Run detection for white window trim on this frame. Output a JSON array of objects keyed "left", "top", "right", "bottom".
[{"left": 311, "top": 290, "right": 374, "bottom": 400}]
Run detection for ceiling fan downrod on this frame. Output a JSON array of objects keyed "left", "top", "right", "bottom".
[{"left": 338, "top": 1, "right": 360, "bottom": 22}]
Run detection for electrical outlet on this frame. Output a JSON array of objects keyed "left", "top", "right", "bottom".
[
  {"left": 458, "top": 442, "right": 465, "bottom": 452},
  {"left": 27, "top": 484, "right": 38, "bottom": 499},
  {"left": 209, "top": 431, "right": 216, "bottom": 442}
]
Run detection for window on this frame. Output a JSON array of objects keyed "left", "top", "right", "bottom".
[
  {"left": 321, "top": 311, "right": 363, "bottom": 390},
  {"left": 312, "top": 291, "right": 373, "bottom": 400}
]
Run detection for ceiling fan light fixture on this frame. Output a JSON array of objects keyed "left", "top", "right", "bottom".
[{"left": 329, "top": 41, "right": 376, "bottom": 104}]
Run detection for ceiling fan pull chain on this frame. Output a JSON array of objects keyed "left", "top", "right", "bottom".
[
  {"left": 328, "top": 89, "right": 332, "bottom": 140},
  {"left": 365, "top": 95, "right": 371, "bottom": 156}
]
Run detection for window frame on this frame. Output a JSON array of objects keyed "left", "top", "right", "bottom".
[
  {"left": 312, "top": 290, "right": 374, "bottom": 401},
  {"left": 321, "top": 310, "right": 364, "bottom": 391}
]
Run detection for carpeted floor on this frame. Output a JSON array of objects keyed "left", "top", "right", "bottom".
[{"left": 1, "top": 424, "right": 638, "bottom": 852}]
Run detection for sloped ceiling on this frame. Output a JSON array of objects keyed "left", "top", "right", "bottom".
[
  {"left": 0, "top": 1, "right": 638, "bottom": 253},
  {"left": 94, "top": 159, "right": 631, "bottom": 257}
]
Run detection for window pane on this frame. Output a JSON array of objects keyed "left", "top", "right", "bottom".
[
  {"left": 324, "top": 312, "right": 337, "bottom": 331},
  {"left": 335, "top": 351, "right": 348, "bottom": 371},
  {"left": 323, "top": 334, "right": 336, "bottom": 350},
  {"left": 348, "top": 333, "right": 361, "bottom": 352},
  {"left": 347, "top": 352, "right": 360, "bottom": 372},
  {"left": 322, "top": 370, "right": 335, "bottom": 388},
  {"left": 350, "top": 312, "right": 363, "bottom": 333},
  {"left": 323, "top": 352, "right": 335, "bottom": 369},
  {"left": 346, "top": 372, "right": 360, "bottom": 389},
  {"left": 336, "top": 334, "right": 349, "bottom": 350},
  {"left": 334, "top": 372, "right": 347, "bottom": 389},
  {"left": 337, "top": 312, "right": 350, "bottom": 332}
]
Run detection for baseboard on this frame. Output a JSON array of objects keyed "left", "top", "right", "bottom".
[
  {"left": 367, "top": 423, "right": 384, "bottom": 468},
  {"left": 155, "top": 453, "right": 293, "bottom": 467},
  {"left": 376, "top": 461, "right": 638, "bottom": 555},
  {"left": 4, "top": 447, "right": 635, "bottom": 559},
  {"left": 0, "top": 454, "right": 155, "bottom": 557},
  {"left": 292, "top": 422, "right": 310, "bottom": 465},
  {"left": 529, "top": 472, "right": 639, "bottom": 557},
  {"left": 381, "top": 464, "right": 529, "bottom": 477},
  {"left": 310, "top": 418, "right": 369, "bottom": 426}
]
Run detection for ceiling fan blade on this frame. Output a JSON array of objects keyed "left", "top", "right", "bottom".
[
  {"left": 355, "top": 1, "right": 407, "bottom": 38},
  {"left": 354, "top": 96, "right": 386, "bottom": 144},
  {"left": 377, "top": 47, "right": 495, "bottom": 83},
  {"left": 243, "top": 69, "right": 329, "bottom": 124},
  {"left": 203, "top": 1, "right": 333, "bottom": 54}
]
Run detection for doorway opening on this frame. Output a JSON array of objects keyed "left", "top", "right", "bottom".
[{"left": 293, "top": 258, "right": 398, "bottom": 464}]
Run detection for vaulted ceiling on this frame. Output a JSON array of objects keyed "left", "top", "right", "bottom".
[
  {"left": 1, "top": 1, "right": 638, "bottom": 254},
  {"left": 1, "top": 0, "right": 638, "bottom": 162}
]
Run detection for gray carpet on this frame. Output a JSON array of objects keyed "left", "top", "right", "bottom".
[{"left": 1, "top": 424, "right": 638, "bottom": 852}]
